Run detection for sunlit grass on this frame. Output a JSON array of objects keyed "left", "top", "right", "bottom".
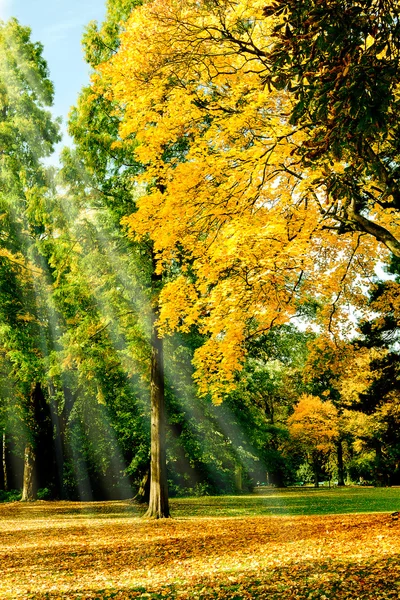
[
  {"left": 1, "top": 490, "right": 400, "bottom": 599},
  {"left": 170, "top": 486, "right": 400, "bottom": 518}
]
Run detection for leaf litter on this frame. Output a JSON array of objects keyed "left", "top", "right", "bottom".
[{"left": 0, "top": 500, "right": 399, "bottom": 599}]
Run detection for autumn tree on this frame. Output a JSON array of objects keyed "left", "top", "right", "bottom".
[
  {"left": 288, "top": 395, "right": 339, "bottom": 487},
  {"left": 303, "top": 336, "right": 356, "bottom": 486},
  {"left": 101, "top": 0, "right": 380, "bottom": 404}
]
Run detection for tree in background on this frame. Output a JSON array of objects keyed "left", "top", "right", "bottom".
[
  {"left": 0, "top": 18, "right": 60, "bottom": 500},
  {"left": 344, "top": 257, "right": 400, "bottom": 485},
  {"left": 288, "top": 394, "right": 339, "bottom": 487},
  {"left": 229, "top": 325, "right": 312, "bottom": 486}
]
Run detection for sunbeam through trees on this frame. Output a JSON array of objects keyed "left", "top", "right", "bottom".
[{"left": 0, "top": 1, "right": 400, "bottom": 598}]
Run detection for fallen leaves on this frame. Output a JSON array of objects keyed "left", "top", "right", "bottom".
[{"left": 0, "top": 500, "right": 399, "bottom": 598}]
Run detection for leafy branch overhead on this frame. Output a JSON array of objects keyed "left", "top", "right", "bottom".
[
  {"left": 98, "top": 0, "right": 394, "bottom": 399},
  {"left": 264, "top": 0, "right": 400, "bottom": 254}
]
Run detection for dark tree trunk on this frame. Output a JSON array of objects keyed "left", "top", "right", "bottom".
[
  {"left": 374, "top": 442, "right": 384, "bottom": 487},
  {"left": 337, "top": 439, "right": 345, "bottom": 486},
  {"left": 144, "top": 318, "right": 170, "bottom": 519},
  {"left": 1, "top": 430, "right": 7, "bottom": 491},
  {"left": 21, "top": 382, "right": 46, "bottom": 502},
  {"left": 313, "top": 456, "right": 319, "bottom": 488},
  {"left": 134, "top": 467, "right": 150, "bottom": 504},
  {"left": 47, "top": 381, "right": 64, "bottom": 499},
  {"left": 21, "top": 442, "right": 36, "bottom": 501},
  {"left": 54, "top": 386, "right": 78, "bottom": 499},
  {"left": 269, "top": 468, "right": 285, "bottom": 488}
]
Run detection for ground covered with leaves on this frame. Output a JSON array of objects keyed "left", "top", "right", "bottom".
[{"left": 1, "top": 490, "right": 400, "bottom": 599}]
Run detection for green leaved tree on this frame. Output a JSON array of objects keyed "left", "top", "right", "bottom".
[{"left": 0, "top": 18, "right": 60, "bottom": 500}]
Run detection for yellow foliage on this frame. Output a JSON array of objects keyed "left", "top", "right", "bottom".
[
  {"left": 288, "top": 394, "right": 339, "bottom": 453},
  {"left": 98, "top": 0, "right": 385, "bottom": 400}
]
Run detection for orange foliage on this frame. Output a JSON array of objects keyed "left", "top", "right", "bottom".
[{"left": 288, "top": 394, "right": 339, "bottom": 454}]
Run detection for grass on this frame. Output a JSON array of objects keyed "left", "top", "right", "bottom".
[
  {"left": 171, "top": 486, "right": 400, "bottom": 517},
  {"left": 0, "top": 487, "right": 399, "bottom": 599}
]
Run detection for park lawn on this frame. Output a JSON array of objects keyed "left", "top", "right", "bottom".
[{"left": 0, "top": 488, "right": 399, "bottom": 599}]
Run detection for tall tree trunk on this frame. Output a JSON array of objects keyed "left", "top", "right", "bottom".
[
  {"left": 49, "top": 382, "right": 65, "bottom": 499},
  {"left": 21, "top": 442, "right": 36, "bottom": 501},
  {"left": 313, "top": 455, "right": 319, "bottom": 488},
  {"left": 374, "top": 441, "right": 384, "bottom": 487},
  {"left": 21, "top": 383, "right": 43, "bottom": 502},
  {"left": 144, "top": 318, "right": 170, "bottom": 519},
  {"left": 337, "top": 439, "right": 345, "bottom": 486},
  {"left": 1, "top": 430, "right": 7, "bottom": 491}
]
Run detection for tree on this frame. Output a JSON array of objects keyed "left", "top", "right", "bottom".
[
  {"left": 263, "top": 0, "right": 400, "bottom": 256},
  {"left": 288, "top": 394, "right": 339, "bottom": 487},
  {"left": 40, "top": 201, "right": 150, "bottom": 500},
  {"left": 0, "top": 18, "right": 60, "bottom": 500},
  {"left": 230, "top": 325, "right": 312, "bottom": 486},
  {"left": 66, "top": 0, "right": 172, "bottom": 517},
  {"left": 303, "top": 335, "right": 355, "bottom": 486},
  {"left": 100, "top": 0, "right": 380, "bottom": 402},
  {"left": 345, "top": 257, "right": 400, "bottom": 485}
]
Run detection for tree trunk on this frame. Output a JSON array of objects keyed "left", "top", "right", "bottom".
[
  {"left": 337, "top": 439, "right": 345, "bottom": 486},
  {"left": 1, "top": 430, "right": 7, "bottom": 491},
  {"left": 0, "top": 429, "right": 8, "bottom": 492},
  {"left": 235, "top": 465, "right": 243, "bottom": 491},
  {"left": 144, "top": 319, "right": 170, "bottom": 518},
  {"left": 21, "top": 442, "right": 36, "bottom": 501},
  {"left": 374, "top": 441, "right": 384, "bottom": 487},
  {"left": 21, "top": 383, "right": 43, "bottom": 502},
  {"left": 134, "top": 468, "right": 150, "bottom": 504},
  {"left": 313, "top": 456, "right": 319, "bottom": 488}
]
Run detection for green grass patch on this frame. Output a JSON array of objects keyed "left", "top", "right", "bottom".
[{"left": 169, "top": 486, "right": 400, "bottom": 517}]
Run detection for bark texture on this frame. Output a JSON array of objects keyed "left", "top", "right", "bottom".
[
  {"left": 21, "top": 442, "right": 36, "bottom": 501},
  {"left": 1, "top": 431, "right": 7, "bottom": 491},
  {"left": 144, "top": 320, "right": 170, "bottom": 519},
  {"left": 337, "top": 439, "right": 345, "bottom": 486}
]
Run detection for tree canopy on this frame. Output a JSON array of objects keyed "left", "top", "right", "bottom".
[{"left": 1, "top": 0, "right": 400, "bottom": 511}]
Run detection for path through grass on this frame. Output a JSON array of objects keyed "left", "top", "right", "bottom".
[{"left": 0, "top": 488, "right": 400, "bottom": 599}]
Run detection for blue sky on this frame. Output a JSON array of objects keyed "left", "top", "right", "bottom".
[{"left": 1, "top": 0, "right": 106, "bottom": 156}]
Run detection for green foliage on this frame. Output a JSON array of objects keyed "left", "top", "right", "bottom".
[
  {"left": 36, "top": 487, "right": 51, "bottom": 500},
  {"left": 0, "top": 489, "right": 21, "bottom": 502},
  {"left": 265, "top": 0, "right": 400, "bottom": 254},
  {"left": 4, "top": 2, "right": 400, "bottom": 504}
]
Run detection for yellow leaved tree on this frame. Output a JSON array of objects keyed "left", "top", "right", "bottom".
[
  {"left": 100, "top": 0, "right": 381, "bottom": 402},
  {"left": 288, "top": 394, "right": 339, "bottom": 487}
]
